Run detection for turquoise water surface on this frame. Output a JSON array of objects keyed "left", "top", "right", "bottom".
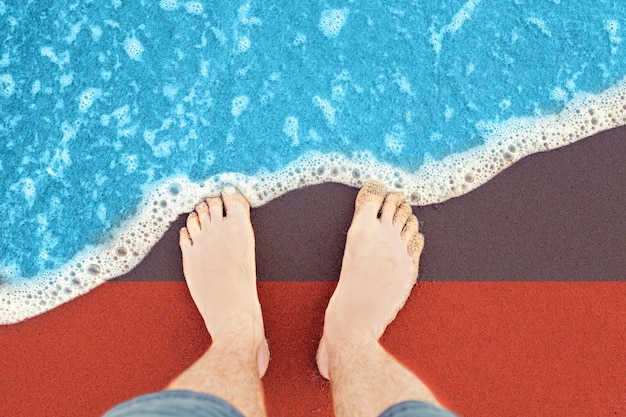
[{"left": 1, "top": 1, "right": 625, "bottom": 300}]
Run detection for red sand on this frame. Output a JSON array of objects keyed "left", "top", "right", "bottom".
[{"left": 1, "top": 281, "right": 624, "bottom": 417}]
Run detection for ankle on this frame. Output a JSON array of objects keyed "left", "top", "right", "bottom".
[
  {"left": 325, "top": 326, "right": 378, "bottom": 356},
  {"left": 209, "top": 314, "right": 265, "bottom": 348},
  {"left": 323, "top": 311, "right": 379, "bottom": 344},
  {"left": 321, "top": 329, "right": 379, "bottom": 380}
]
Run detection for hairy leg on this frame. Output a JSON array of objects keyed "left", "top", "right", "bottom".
[
  {"left": 318, "top": 180, "right": 442, "bottom": 417},
  {"left": 168, "top": 186, "right": 269, "bottom": 417}
]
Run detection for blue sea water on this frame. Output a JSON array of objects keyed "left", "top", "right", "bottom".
[{"left": 1, "top": 0, "right": 626, "bottom": 321}]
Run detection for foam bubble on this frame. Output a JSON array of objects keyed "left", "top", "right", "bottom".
[
  {"left": 96, "top": 204, "right": 107, "bottom": 223},
  {"left": 112, "top": 105, "right": 131, "bottom": 126},
  {"left": 123, "top": 37, "right": 144, "bottom": 61},
  {"left": 59, "top": 74, "right": 73, "bottom": 88},
  {"left": 283, "top": 116, "right": 299, "bottom": 145},
  {"left": 184, "top": 1, "right": 203, "bottom": 15},
  {"left": 21, "top": 178, "right": 37, "bottom": 206},
  {"left": 293, "top": 33, "right": 306, "bottom": 46},
  {"left": 91, "top": 26, "right": 103, "bottom": 41},
  {"left": 238, "top": 3, "right": 261, "bottom": 25},
  {"left": 331, "top": 85, "right": 345, "bottom": 101},
  {"left": 159, "top": 0, "right": 178, "bottom": 11},
  {"left": 162, "top": 84, "right": 178, "bottom": 98},
  {"left": 231, "top": 95, "right": 249, "bottom": 117},
  {"left": 122, "top": 154, "right": 138, "bottom": 173},
  {"left": 394, "top": 74, "right": 414, "bottom": 95},
  {"left": 238, "top": 36, "right": 251, "bottom": 52},
  {"left": 78, "top": 88, "right": 102, "bottom": 112},
  {"left": 308, "top": 129, "right": 322, "bottom": 142},
  {"left": 550, "top": 86, "right": 568, "bottom": 102},
  {"left": 312, "top": 95, "right": 336, "bottom": 125},
  {"left": 40, "top": 47, "right": 70, "bottom": 69},
  {"left": 200, "top": 60, "right": 210, "bottom": 77},
  {"left": 319, "top": 8, "right": 349, "bottom": 38},
  {"left": 211, "top": 28, "right": 227, "bottom": 45},
  {"left": 384, "top": 125, "right": 406, "bottom": 154},
  {"left": 526, "top": 17, "right": 552, "bottom": 37},
  {"left": 143, "top": 129, "right": 157, "bottom": 144},
  {"left": 31, "top": 80, "right": 41, "bottom": 95},
  {"left": 604, "top": 19, "right": 621, "bottom": 52},
  {"left": 65, "top": 17, "right": 87, "bottom": 44},
  {"left": 430, "top": 0, "right": 480, "bottom": 54},
  {"left": 0, "top": 73, "right": 14, "bottom": 98},
  {"left": 448, "top": 0, "right": 480, "bottom": 32}
]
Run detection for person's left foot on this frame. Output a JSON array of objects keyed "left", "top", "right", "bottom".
[{"left": 179, "top": 185, "right": 270, "bottom": 378}]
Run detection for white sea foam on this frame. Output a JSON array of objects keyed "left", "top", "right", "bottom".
[
  {"left": 59, "top": 74, "right": 73, "bottom": 88},
  {"left": 159, "top": 0, "right": 178, "bottom": 12},
  {"left": 237, "top": 36, "right": 251, "bottom": 53},
  {"left": 430, "top": 0, "right": 481, "bottom": 55},
  {"left": 78, "top": 88, "right": 102, "bottom": 112},
  {"left": 123, "top": 37, "right": 144, "bottom": 61},
  {"left": 319, "top": 8, "right": 349, "bottom": 38},
  {"left": 312, "top": 95, "right": 336, "bottom": 125},
  {"left": 0, "top": 73, "right": 14, "bottom": 97},
  {"left": 184, "top": 2, "right": 203, "bottom": 15},
  {"left": 0, "top": 53, "right": 9, "bottom": 67},
  {"left": 231, "top": 95, "right": 249, "bottom": 117},
  {"left": 1, "top": 78, "right": 626, "bottom": 324},
  {"left": 31, "top": 80, "right": 41, "bottom": 95},
  {"left": 283, "top": 116, "right": 299, "bottom": 145}
]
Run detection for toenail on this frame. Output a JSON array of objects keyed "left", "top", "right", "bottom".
[{"left": 223, "top": 185, "right": 237, "bottom": 195}]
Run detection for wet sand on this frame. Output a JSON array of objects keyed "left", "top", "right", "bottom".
[{"left": 116, "top": 125, "right": 626, "bottom": 283}]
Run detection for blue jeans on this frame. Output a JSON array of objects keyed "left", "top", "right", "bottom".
[{"left": 103, "top": 390, "right": 459, "bottom": 417}]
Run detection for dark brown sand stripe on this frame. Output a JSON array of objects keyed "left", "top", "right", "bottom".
[{"left": 115, "top": 126, "right": 625, "bottom": 282}]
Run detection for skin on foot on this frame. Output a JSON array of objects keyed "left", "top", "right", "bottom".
[
  {"left": 179, "top": 185, "right": 270, "bottom": 378},
  {"left": 317, "top": 180, "right": 425, "bottom": 380}
]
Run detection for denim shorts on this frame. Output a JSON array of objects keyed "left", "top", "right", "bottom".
[{"left": 102, "top": 390, "right": 458, "bottom": 417}]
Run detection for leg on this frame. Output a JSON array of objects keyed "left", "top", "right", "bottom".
[
  {"left": 317, "top": 180, "right": 446, "bottom": 417},
  {"left": 167, "top": 186, "right": 270, "bottom": 417}
]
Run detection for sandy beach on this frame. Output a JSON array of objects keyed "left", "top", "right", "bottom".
[
  {"left": 116, "top": 125, "right": 625, "bottom": 284},
  {"left": 0, "top": 126, "right": 624, "bottom": 417}
]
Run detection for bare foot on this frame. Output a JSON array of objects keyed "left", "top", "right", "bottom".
[
  {"left": 317, "top": 180, "right": 424, "bottom": 380},
  {"left": 179, "top": 185, "right": 270, "bottom": 378}
]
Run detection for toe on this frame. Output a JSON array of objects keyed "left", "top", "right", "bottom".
[
  {"left": 401, "top": 214, "right": 419, "bottom": 242},
  {"left": 380, "top": 192, "right": 405, "bottom": 225},
  {"left": 402, "top": 215, "right": 425, "bottom": 264},
  {"left": 195, "top": 201, "right": 210, "bottom": 227},
  {"left": 221, "top": 185, "right": 251, "bottom": 218},
  {"left": 186, "top": 211, "right": 201, "bottom": 239},
  {"left": 402, "top": 215, "right": 424, "bottom": 277},
  {"left": 393, "top": 202, "right": 412, "bottom": 231},
  {"left": 408, "top": 232, "right": 425, "bottom": 275},
  {"left": 206, "top": 196, "right": 224, "bottom": 221},
  {"left": 354, "top": 180, "right": 387, "bottom": 218},
  {"left": 409, "top": 232, "right": 425, "bottom": 258},
  {"left": 179, "top": 226, "right": 192, "bottom": 248}
]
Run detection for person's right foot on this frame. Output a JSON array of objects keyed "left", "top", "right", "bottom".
[
  {"left": 317, "top": 180, "right": 425, "bottom": 380},
  {"left": 179, "top": 186, "right": 269, "bottom": 378}
]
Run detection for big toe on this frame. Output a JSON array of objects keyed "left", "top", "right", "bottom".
[
  {"left": 221, "top": 185, "right": 251, "bottom": 219},
  {"left": 354, "top": 180, "right": 387, "bottom": 218}
]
